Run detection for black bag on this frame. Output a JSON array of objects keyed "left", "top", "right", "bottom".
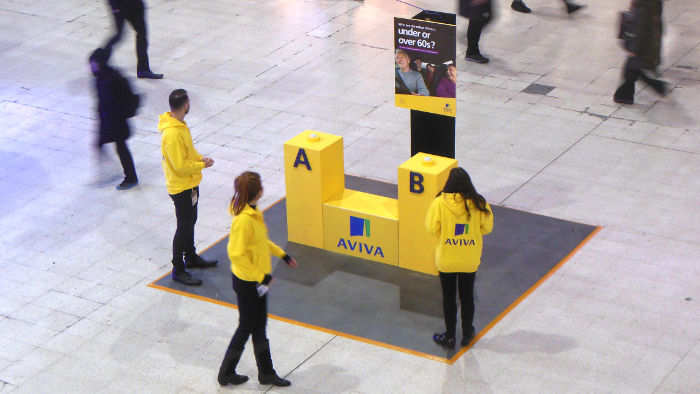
[
  {"left": 125, "top": 92, "right": 140, "bottom": 118},
  {"left": 618, "top": 10, "right": 635, "bottom": 51},
  {"left": 460, "top": 0, "right": 493, "bottom": 25}
]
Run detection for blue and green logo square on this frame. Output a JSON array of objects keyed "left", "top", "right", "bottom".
[
  {"left": 350, "top": 216, "right": 370, "bottom": 237},
  {"left": 454, "top": 223, "right": 468, "bottom": 236}
]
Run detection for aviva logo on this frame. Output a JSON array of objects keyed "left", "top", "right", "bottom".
[
  {"left": 447, "top": 223, "right": 475, "bottom": 246},
  {"left": 350, "top": 216, "right": 370, "bottom": 237},
  {"left": 454, "top": 223, "right": 469, "bottom": 236},
  {"left": 337, "top": 216, "right": 384, "bottom": 257}
]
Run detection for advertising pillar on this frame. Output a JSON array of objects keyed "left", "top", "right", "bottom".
[
  {"left": 284, "top": 130, "right": 344, "bottom": 248},
  {"left": 398, "top": 153, "right": 457, "bottom": 275}
]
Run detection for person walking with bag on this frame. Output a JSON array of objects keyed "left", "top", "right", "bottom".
[
  {"left": 613, "top": 0, "right": 667, "bottom": 104},
  {"left": 426, "top": 167, "right": 493, "bottom": 349},
  {"left": 459, "top": 0, "right": 493, "bottom": 64},
  {"left": 89, "top": 48, "right": 139, "bottom": 190},
  {"left": 218, "top": 171, "right": 299, "bottom": 387}
]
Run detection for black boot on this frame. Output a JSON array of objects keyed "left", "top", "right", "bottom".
[
  {"left": 461, "top": 326, "right": 476, "bottom": 347},
  {"left": 565, "top": 1, "right": 585, "bottom": 14},
  {"left": 184, "top": 253, "right": 218, "bottom": 269},
  {"left": 254, "top": 341, "right": 291, "bottom": 387},
  {"left": 218, "top": 349, "right": 249, "bottom": 386}
]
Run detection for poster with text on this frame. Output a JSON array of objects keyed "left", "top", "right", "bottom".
[{"left": 394, "top": 16, "right": 456, "bottom": 117}]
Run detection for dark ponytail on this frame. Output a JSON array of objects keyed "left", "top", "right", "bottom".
[
  {"left": 438, "top": 167, "right": 490, "bottom": 219},
  {"left": 230, "top": 171, "right": 262, "bottom": 215}
]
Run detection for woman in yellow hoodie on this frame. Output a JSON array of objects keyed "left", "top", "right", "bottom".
[
  {"left": 218, "top": 171, "right": 298, "bottom": 387},
  {"left": 425, "top": 167, "right": 493, "bottom": 349}
]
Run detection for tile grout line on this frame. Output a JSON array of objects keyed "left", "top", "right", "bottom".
[
  {"left": 265, "top": 335, "right": 337, "bottom": 392},
  {"left": 499, "top": 120, "right": 605, "bottom": 206}
]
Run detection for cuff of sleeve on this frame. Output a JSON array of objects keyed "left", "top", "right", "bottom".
[
  {"left": 282, "top": 254, "right": 292, "bottom": 263},
  {"left": 262, "top": 274, "right": 272, "bottom": 285}
]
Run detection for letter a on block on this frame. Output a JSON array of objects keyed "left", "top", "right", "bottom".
[
  {"left": 293, "top": 148, "right": 311, "bottom": 170},
  {"left": 409, "top": 171, "right": 424, "bottom": 194}
]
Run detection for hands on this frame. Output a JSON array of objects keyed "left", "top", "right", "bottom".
[
  {"left": 202, "top": 157, "right": 214, "bottom": 168},
  {"left": 286, "top": 257, "right": 299, "bottom": 269}
]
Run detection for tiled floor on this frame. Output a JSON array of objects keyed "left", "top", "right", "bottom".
[{"left": 0, "top": 0, "right": 698, "bottom": 392}]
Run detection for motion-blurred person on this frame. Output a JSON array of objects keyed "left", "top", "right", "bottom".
[
  {"left": 159, "top": 89, "right": 217, "bottom": 286},
  {"left": 614, "top": 0, "right": 667, "bottom": 105},
  {"left": 218, "top": 171, "right": 299, "bottom": 387},
  {"left": 426, "top": 167, "right": 493, "bottom": 349},
  {"left": 89, "top": 48, "right": 139, "bottom": 190},
  {"left": 511, "top": 0, "right": 585, "bottom": 14},
  {"left": 459, "top": 0, "right": 493, "bottom": 64},
  {"left": 103, "top": 0, "right": 163, "bottom": 79},
  {"left": 395, "top": 50, "right": 430, "bottom": 96},
  {"left": 436, "top": 63, "right": 457, "bottom": 98}
]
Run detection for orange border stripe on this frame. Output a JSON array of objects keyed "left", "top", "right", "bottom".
[
  {"left": 148, "top": 195, "right": 603, "bottom": 365},
  {"left": 447, "top": 225, "right": 603, "bottom": 363}
]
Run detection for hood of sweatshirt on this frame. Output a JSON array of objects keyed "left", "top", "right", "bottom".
[
  {"left": 158, "top": 112, "right": 186, "bottom": 133},
  {"left": 441, "top": 193, "right": 467, "bottom": 216}
]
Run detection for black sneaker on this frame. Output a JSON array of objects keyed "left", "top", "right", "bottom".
[
  {"left": 137, "top": 71, "right": 164, "bottom": 79},
  {"left": 566, "top": 2, "right": 585, "bottom": 14},
  {"left": 461, "top": 327, "right": 476, "bottom": 347},
  {"left": 185, "top": 254, "right": 218, "bottom": 269},
  {"left": 613, "top": 95, "right": 634, "bottom": 105},
  {"left": 511, "top": 1, "right": 531, "bottom": 13},
  {"left": 646, "top": 79, "right": 669, "bottom": 95},
  {"left": 171, "top": 270, "right": 202, "bottom": 286},
  {"left": 432, "top": 332, "right": 455, "bottom": 349},
  {"left": 465, "top": 53, "right": 490, "bottom": 64},
  {"left": 116, "top": 180, "right": 138, "bottom": 190},
  {"left": 259, "top": 371, "right": 291, "bottom": 387}
]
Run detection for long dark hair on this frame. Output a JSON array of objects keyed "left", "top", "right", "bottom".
[
  {"left": 230, "top": 171, "right": 262, "bottom": 215},
  {"left": 438, "top": 167, "right": 490, "bottom": 219}
]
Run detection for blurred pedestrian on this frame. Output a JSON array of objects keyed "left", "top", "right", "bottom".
[
  {"left": 426, "top": 167, "right": 493, "bottom": 349},
  {"left": 89, "top": 48, "right": 139, "bottom": 190},
  {"left": 159, "top": 89, "right": 217, "bottom": 286},
  {"left": 614, "top": 0, "right": 667, "bottom": 104},
  {"left": 103, "top": 0, "right": 163, "bottom": 79},
  {"left": 511, "top": 0, "right": 585, "bottom": 14},
  {"left": 459, "top": 0, "right": 493, "bottom": 64}
]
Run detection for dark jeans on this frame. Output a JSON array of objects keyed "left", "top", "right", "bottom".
[
  {"left": 439, "top": 271, "right": 476, "bottom": 339},
  {"left": 115, "top": 139, "right": 137, "bottom": 183},
  {"left": 467, "top": 20, "right": 484, "bottom": 56},
  {"left": 104, "top": 4, "right": 151, "bottom": 72},
  {"left": 169, "top": 187, "right": 198, "bottom": 273},
  {"left": 614, "top": 57, "right": 642, "bottom": 100},
  {"left": 222, "top": 274, "right": 274, "bottom": 374}
]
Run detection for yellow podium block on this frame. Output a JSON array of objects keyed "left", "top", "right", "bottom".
[
  {"left": 398, "top": 153, "right": 458, "bottom": 275},
  {"left": 284, "top": 130, "right": 344, "bottom": 248},
  {"left": 323, "top": 190, "right": 398, "bottom": 266}
]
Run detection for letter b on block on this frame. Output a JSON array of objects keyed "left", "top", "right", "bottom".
[
  {"left": 409, "top": 171, "right": 424, "bottom": 194},
  {"left": 398, "top": 153, "right": 458, "bottom": 275}
]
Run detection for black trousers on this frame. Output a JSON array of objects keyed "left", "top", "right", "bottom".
[
  {"left": 439, "top": 271, "right": 476, "bottom": 339},
  {"left": 169, "top": 187, "right": 198, "bottom": 273},
  {"left": 114, "top": 139, "right": 137, "bottom": 183},
  {"left": 221, "top": 274, "right": 274, "bottom": 374},
  {"left": 467, "top": 20, "right": 484, "bottom": 56},
  {"left": 104, "top": 4, "right": 151, "bottom": 72}
]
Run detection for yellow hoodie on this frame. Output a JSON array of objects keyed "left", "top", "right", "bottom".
[
  {"left": 228, "top": 204, "right": 286, "bottom": 283},
  {"left": 425, "top": 193, "right": 493, "bottom": 273},
  {"left": 158, "top": 112, "right": 205, "bottom": 194}
]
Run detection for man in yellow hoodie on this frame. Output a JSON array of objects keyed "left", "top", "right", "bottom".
[{"left": 159, "top": 89, "right": 217, "bottom": 286}]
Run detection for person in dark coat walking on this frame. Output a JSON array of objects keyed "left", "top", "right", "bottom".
[
  {"left": 90, "top": 48, "right": 139, "bottom": 190},
  {"left": 613, "top": 0, "right": 667, "bottom": 104},
  {"left": 103, "top": 0, "right": 163, "bottom": 79},
  {"left": 460, "top": 0, "right": 493, "bottom": 64}
]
